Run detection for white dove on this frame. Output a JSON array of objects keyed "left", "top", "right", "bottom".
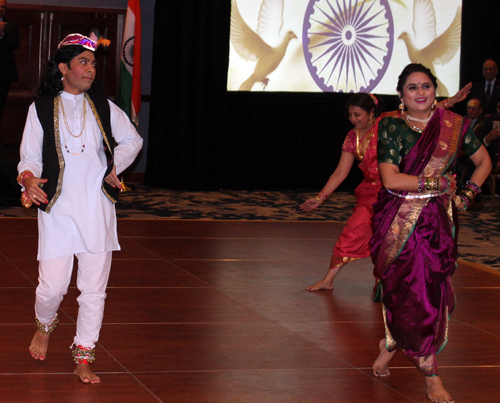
[
  {"left": 398, "top": 0, "right": 461, "bottom": 96},
  {"left": 230, "top": 0, "right": 297, "bottom": 91}
]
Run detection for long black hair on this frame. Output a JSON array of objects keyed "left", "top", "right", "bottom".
[
  {"left": 36, "top": 45, "right": 102, "bottom": 98},
  {"left": 346, "top": 92, "right": 384, "bottom": 118}
]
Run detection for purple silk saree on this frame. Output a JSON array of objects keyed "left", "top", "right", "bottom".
[{"left": 370, "top": 109, "right": 468, "bottom": 375}]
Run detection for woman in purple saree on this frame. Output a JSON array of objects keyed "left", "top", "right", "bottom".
[{"left": 370, "top": 64, "right": 491, "bottom": 403}]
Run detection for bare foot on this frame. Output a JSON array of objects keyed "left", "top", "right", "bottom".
[
  {"left": 373, "top": 338, "right": 397, "bottom": 376},
  {"left": 426, "top": 376, "right": 454, "bottom": 402},
  {"left": 305, "top": 267, "right": 342, "bottom": 292},
  {"left": 74, "top": 363, "right": 100, "bottom": 384},
  {"left": 305, "top": 279, "right": 334, "bottom": 292},
  {"left": 29, "top": 330, "right": 50, "bottom": 360}
]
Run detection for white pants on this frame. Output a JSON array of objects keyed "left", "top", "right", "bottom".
[{"left": 35, "top": 251, "right": 112, "bottom": 348}]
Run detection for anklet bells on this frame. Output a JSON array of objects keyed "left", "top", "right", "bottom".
[
  {"left": 35, "top": 315, "right": 59, "bottom": 335},
  {"left": 72, "top": 345, "right": 96, "bottom": 364}
]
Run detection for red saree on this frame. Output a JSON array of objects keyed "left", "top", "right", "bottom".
[{"left": 330, "top": 119, "right": 382, "bottom": 268}]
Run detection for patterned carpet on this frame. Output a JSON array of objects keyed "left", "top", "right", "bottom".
[{"left": 2, "top": 185, "right": 500, "bottom": 269}]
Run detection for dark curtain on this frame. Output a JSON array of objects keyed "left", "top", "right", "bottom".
[
  {"left": 146, "top": 0, "right": 498, "bottom": 191},
  {"left": 145, "top": 0, "right": 232, "bottom": 190}
]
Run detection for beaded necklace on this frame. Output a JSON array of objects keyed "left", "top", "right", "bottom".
[
  {"left": 404, "top": 111, "right": 433, "bottom": 134},
  {"left": 406, "top": 111, "right": 433, "bottom": 124},
  {"left": 59, "top": 95, "right": 87, "bottom": 156}
]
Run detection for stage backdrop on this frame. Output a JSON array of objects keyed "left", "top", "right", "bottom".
[
  {"left": 228, "top": 0, "right": 462, "bottom": 97},
  {"left": 145, "top": 0, "right": 500, "bottom": 191}
]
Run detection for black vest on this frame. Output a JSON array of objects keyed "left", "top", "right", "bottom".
[{"left": 34, "top": 93, "right": 118, "bottom": 212}]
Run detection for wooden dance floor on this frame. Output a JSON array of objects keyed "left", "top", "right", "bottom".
[{"left": 1, "top": 217, "right": 500, "bottom": 402}]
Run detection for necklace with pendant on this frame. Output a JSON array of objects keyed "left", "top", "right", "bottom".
[
  {"left": 59, "top": 96, "right": 87, "bottom": 156},
  {"left": 404, "top": 111, "right": 433, "bottom": 134},
  {"left": 60, "top": 96, "right": 87, "bottom": 138}
]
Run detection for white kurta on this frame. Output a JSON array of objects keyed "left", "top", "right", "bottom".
[{"left": 18, "top": 91, "right": 143, "bottom": 260}]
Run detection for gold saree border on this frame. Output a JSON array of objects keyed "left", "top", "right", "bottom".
[
  {"left": 375, "top": 196, "right": 427, "bottom": 274},
  {"left": 375, "top": 110, "right": 464, "bottom": 274},
  {"left": 355, "top": 127, "right": 375, "bottom": 162}
]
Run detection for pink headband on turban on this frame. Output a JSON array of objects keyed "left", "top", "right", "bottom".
[{"left": 58, "top": 33, "right": 98, "bottom": 51}]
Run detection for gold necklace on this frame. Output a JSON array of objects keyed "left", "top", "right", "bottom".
[
  {"left": 62, "top": 124, "right": 87, "bottom": 156},
  {"left": 405, "top": 114, "right": 423, "bottom": 133},
  {"left": 59, "top": 95, "right": 87, "bottom": 156},
  {"left": 404, "top": 111, "right": 433, "bottom": 134},
  {"left": 59, "top": 96, "right": 87, "bottom": 138}
]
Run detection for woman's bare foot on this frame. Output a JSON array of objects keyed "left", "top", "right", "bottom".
[
  {"left": 305, "top": 266, "right": 342, "bottom": 292},
  {"left": 373, "top": 338, "right": 397, "bottom": 376},
  {"left": 305, "top": 279, "right": 334, "bottom": 291},
  {"left": 426, "top": 376, "right": 454, "bottom": 402},
  {"left": 74, "top": 363, "right": 100, "bottom": 384},
  {"left": 29, "top": 330, "right": 50, "bottom": 360}
]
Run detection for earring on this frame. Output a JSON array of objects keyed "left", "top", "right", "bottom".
[
  {"left": 431, "top": 99, "right": 438, "bottom": 110},
  {"left": 399, "top": 99, "right": 405, "bottom": 112},
  {"left": 61, "top": 76, "right": 64, "bottom": 81}
]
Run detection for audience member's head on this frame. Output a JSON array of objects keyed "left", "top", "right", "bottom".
[
  {"left": 0, "top": 0, "right": 7, "bottom": 20},
  {"left": 482, "top": 59, "right": 498, "bottom": 83},
  {"left": 466, "top": 98, "right": 483, "bottom": 120}
]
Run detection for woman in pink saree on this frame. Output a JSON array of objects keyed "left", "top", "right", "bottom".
[{"left": 371, "top": 64, "right": 491, "bottom": 403}]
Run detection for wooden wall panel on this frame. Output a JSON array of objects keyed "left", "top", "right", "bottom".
[{"left": 0, "top": 5, "right": 124, "bottom": 144}]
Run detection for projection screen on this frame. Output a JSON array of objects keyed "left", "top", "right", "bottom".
[{"left": 228, "top": 0, "right": 463, "bottom": 96}]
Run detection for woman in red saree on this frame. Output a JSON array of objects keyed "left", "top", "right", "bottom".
[
  {"left": 301, "top": 93, "right": 384, "bottom": 291},
  {"left": 371, "top": 64, "right": 491, "bottom": 403}
]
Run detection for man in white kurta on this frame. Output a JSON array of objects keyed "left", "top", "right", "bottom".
[
  {"left": 17, "top": 33, "right": 142, "bottom": 384},
  {"left": 20, "top": 91, "right": 141, "bottom": 259}
]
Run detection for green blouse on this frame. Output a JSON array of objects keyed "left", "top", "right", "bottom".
[{"left": 377, "top": 116, "right": 481, "bottom": 166}]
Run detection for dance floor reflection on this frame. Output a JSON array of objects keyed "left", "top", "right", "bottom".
[{"left": 1, "top": 218, "right": 499, "bottom": 402}]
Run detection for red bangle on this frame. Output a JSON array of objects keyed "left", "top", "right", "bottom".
[
  {"left": 17, "top": 170, "right": 34, "bottom": 187},
  {"left": 20, "top": 191, "right": 33, "bottom": 209}
]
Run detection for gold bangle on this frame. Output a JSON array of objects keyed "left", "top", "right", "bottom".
[
  {"left": 424, "top": 177, "right": 439, "bottom": 191},
  {"left": 462, "top": 189, "right": 476, "bottom": 202}
]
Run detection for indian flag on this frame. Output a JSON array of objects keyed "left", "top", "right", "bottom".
[{"left": 118, "top": 0, "right": 141, "bottom": 125}]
